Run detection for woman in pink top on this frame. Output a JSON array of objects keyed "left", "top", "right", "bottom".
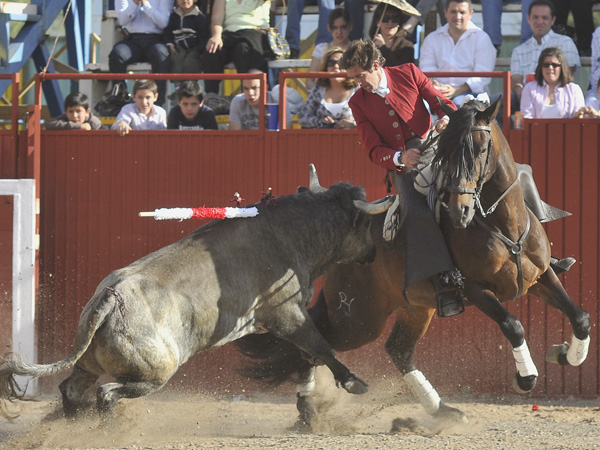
[{"left": 520, "top": 47, "right": 587, "bottom": 119}]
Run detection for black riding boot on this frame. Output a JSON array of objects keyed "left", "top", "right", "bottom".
[{"left": 429, "top": 269, "right": 465, "bottom": 318}]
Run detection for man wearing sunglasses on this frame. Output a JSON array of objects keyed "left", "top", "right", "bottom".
[
  {"left": 340, "top": 39, "right": 466, "bottom": 319},
  {"left": 419, "top": 0, "right": 496, "bottom": 108}
]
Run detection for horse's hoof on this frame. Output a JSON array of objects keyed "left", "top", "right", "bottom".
[
  {"left": 546, "top": 342, "right": 569, "bottom": 365},
  {"left": 434, "top": 402, "right": 468, "bottom": 424},
  {"left": 342, "top": 376, "right": 369, "bottom": 395},
  {"left": 512, "top": 372, "right": 537, "bottom": 394}
]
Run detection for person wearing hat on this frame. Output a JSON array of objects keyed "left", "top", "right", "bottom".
[{"left": 339, "top": 39, "right": 465, "bottom": 318}]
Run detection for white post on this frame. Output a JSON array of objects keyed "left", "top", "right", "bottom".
[{"left": 0, "top": 179, "right": 37, "bottom": 394}]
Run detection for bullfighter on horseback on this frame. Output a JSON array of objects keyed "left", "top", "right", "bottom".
[{"left": 340, "top": 39, "right": 573, "bottom": 318}]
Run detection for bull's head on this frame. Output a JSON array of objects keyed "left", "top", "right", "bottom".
[{"left": 308, "top": 164, "right": 395, "bottom": 264}]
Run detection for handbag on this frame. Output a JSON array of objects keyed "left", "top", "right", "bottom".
[
  {"left": 260, "top": 0, "right": 290, "bottom": 60},
  {"left": 265, "top": 27, "right": 290, "bottom": 60}
]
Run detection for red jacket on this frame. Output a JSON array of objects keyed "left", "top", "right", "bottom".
[{"left": 349, "top": 63, "right": 457, "bottom": 171}]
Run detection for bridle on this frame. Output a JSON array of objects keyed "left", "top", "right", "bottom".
[{"left": 442, "top": 123, "right": 530, "bottom": 299}]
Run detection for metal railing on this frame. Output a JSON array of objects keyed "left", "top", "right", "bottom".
[{"left": 279, "top": 70, "right": 512, "bottom": 134}]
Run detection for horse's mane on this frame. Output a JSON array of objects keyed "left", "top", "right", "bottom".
[{"left": 434, "top": 100, "right": 488, "bottom": 182}]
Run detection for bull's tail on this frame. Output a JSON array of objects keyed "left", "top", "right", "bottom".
[
  {"left": 0, "top": 287, "right": 117, "bottom": 418},
  {"left": 235, "top": 290, "right": 331, "bottom": 386}
]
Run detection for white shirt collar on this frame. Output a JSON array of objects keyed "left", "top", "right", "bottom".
[{"left": 373, "top": 68, "right": 390, "bottom": 98}]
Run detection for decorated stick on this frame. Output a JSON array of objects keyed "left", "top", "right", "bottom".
[{"left": 139, "top": 206, "right": 259, "bottom": 221}]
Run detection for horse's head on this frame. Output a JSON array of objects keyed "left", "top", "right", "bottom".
[{"left": 434, "top": 96, "right": 502, "bottom": 228}]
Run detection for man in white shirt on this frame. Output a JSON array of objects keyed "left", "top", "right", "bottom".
[
  {"left": 419, "top": 0, "right": 496, "bottom": 107},
  {"left": 510, "top": 0, "right": 580, "bottom": 105}
]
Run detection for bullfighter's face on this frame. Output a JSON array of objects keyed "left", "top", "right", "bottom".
[{"left": 345, "top": 60, "right": 382, "bottom": 94}]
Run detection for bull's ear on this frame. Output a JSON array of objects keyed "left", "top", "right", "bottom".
[
  {"left": 479, "top": 95, "right": 502, "bottom": 124},
  {"left": 436, "top": 96, "right": 455, "bottom": 117},
  {"left": 297, "top": 186, "right": 308, "bottom": 193}
]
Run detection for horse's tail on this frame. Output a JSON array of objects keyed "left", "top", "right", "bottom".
[
  {"left": 235, "top": 290, "right": 331, "bottom": 386},
  {"left": 0, "top": 287, "right": 117, "bottom": 418}
]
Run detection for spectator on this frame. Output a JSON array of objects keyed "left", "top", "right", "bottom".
[
  {"left": 167, "top": 81, "right": 219, "bottom": 129},
  {"left": 520, "top": 47, "right": 585, "bottom": 118},
  {"left": 286, "top": 0, "right": 335, "bottom": 59},
  {"left": 203, "top": 0, "right": 271, "bottom": 94},
  {"left": 586, "top": 26, "right": 600, "bottom": 104},
  {"left": 585, "top": 80, "right": 600, "bottom": 115},
  {"left": 46, "top": 92, "right": 105, "bottom": 130},
  {"left": 306, "top": 8, "right": 353, "bottom": 90},
  {"left": 298, "top": 48, "right": 357, "bottom": 129},
  {"left": 109, "top": 0, "right": 173, "bottom": 106},
  {"left": 229, "top": 71, "right": 292, "bottom": 130},
  {"left": 482, "top": 0, "right": 534, "bottom": 54},
  {"left": 510, "top": 0, "right": 580, "bottom": 106},
  {"left": 419, "top": 0, "right": 496, "bottom": 107},
  {"left": 112, "top": 79, "right": 167, "bottom": 136},
  {"left": 163, "top": 0, "right": 210, "bottom": 76},
  {"left": 346, "top": 0, "right": 432, "bottom": 44},
  {"left": 551, "top": 0, "right": 594, "bottom": 56},
  {"left": 369, "top": 3, "right": 414, "bottom": 68}
]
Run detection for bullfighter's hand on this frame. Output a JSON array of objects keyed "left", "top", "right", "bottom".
[
  {"left": 434, "top": 117, "right": 449, "bottom": 133},
  {"left": 402, "top": 148, "right": 421, "bottom": 169}
]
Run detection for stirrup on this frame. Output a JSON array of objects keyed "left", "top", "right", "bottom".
[
  {"left": 435, "top": 287, "right": 465, "bottom": 318},
  {"left": 550, "top": 256, "right": 576, "bottom": 275}
]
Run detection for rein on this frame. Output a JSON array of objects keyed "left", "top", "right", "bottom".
[{"left": 443, "top": 124, "right": 531, "bottom": 299}]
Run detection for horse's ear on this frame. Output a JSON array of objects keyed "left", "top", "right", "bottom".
[
  {"left": 436, "top": 96, "right": 455, "bottom": 117},
  {"left": 480, "top": 96, "right": 502, "bottom": 123}
]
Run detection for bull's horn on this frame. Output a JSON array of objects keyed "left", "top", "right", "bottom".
[
  {"left": 309, "top": 164, "right": 327, "bottom": 193},
  {"left": 354, "top": 196, "right": 395, "bottom": 215}
]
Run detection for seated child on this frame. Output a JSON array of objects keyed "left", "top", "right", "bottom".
[
  {"left": 167, "top": 81, "right": 218, "bottom": 130},
  {"left": 46, "top": 92, "right": 105, "bottom": 130},
  {"left": 112, "top": 80, "right": 167, "bottom": 136},
  {"left": 229, "top": 71, "right": 292, "bottom": 130},
  {"left": 164, "top": 0, "right": 209, "bottom": 75}
]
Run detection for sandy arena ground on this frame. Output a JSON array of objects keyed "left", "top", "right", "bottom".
[{"left": 1, "top": 367, "right": 599, "bottom": 450}]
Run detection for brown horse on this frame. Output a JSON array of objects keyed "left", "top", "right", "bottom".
[{"left": 236, "top": 98, "right": 591, "bottom": 428}]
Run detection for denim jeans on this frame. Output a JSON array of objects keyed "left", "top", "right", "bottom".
[
  {"left": 481, "top": 0, "right": 533, "bottom": 47},
  {"left": 285, "top": 0, "right": 335, "bottom": 51},
  {"left": 108, "top": 33, "right": 170, "bottom": 105}
]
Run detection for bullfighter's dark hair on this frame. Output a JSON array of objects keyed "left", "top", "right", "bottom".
[
  {"left": 176, "top": 81, "right": 204, "bottom": 103},
  {"left": 132, "top": 79, "right": 159, "bottom": 96},
  {"left": 64, "top": 92, "right": 90, "bottom": 110},
  {"left": 339, "top": 39, "right": 386, "bottom": 71},
  {"left": 534, "top": 47, "right": 571, "bottom": 87},
  {"left": 528, "top": 0, "right": 555, "bottom": 16}
]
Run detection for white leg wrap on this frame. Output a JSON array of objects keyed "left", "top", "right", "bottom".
[
  {"left": 513, "top": 341, "right": 538, "bottom": 377},
  {"left": 296, "top": 368, "right": 316, "bottom": 397},
  {"left": 383, "top": 195, "right": 400, "bottom": 242},
  {"left": 566, "top": 334, "right": 590, "bottom": 366},
  {"left": 403, "top": 370, "right": 441, "bottom": 415}
]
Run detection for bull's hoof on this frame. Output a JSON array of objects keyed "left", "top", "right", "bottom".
[
  {"left": 512, "top": 372, "right": 537, "bottom": 394},
  {"left": 433, "top": 402, "right": 468, "bottom": 424},
  {"left": 341, "top": 376, "right": 369, "bottom": 395},
  {"left": 296, "top": 395, "right": 317, "bottom": 428},
  {"left": 546, "top": 342, "right": 569, "bottom": 365}
]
